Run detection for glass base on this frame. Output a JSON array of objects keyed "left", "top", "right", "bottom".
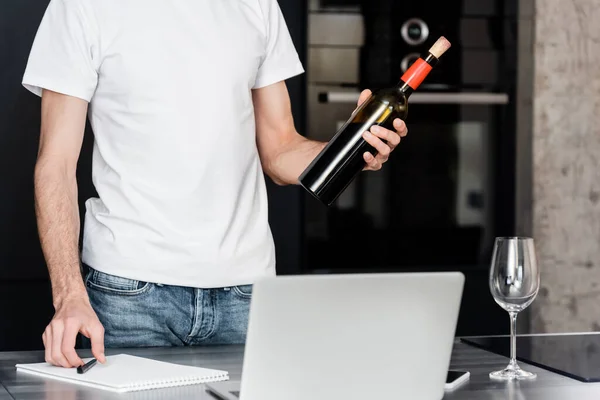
[{"left": 490, "top": 362, "right": 536, "bottom": 380}]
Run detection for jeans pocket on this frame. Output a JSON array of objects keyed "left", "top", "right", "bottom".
[
  {"left": 231, "top": 284, "right": 253, "bottom": 300},
  {"left": 85, "top": 268, "right": 151, "bottom": 296}
]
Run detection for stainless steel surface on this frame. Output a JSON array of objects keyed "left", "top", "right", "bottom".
[
  {"left": 307, "top": 9, "right": 363, "bottom": 85},
  {"left": 0, "top": 385, "right": 11, "bottom": 400},
  {"left": 444, "top": 339, "right": 600, "bottom": 399},
  {"left": 2, "top": 338, "right": 600, "bottom": 399},
  {"left": 455, "top": 120, "right": 488, "bottom": 227},
  {"left": 308, "top": 48, "right": 360, "bottom": 84},
  {"left": 307, "top": 85, "right": 358, "bottom": 142},
  {"left": 306, "top": 8, "right": 362, "bottom": 136},
  {"left": 308, "top": 13, "right": 363, "bottom": 46},
  {"left": 323, "top": 91, "right": 511, "bottom": 105}
]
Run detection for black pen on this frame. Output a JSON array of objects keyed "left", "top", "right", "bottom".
[{"left": 77, "top": 358, "right": 97, "bottom": 374}]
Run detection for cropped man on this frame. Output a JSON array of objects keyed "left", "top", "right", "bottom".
[{"left": 23, "top": 0, "right": 407, "bottom": 368}]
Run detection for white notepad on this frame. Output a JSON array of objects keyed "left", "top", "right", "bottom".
[{"left": 15, "top": 354, "right": 229, "bottom": 393}]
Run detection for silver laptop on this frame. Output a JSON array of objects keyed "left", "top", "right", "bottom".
[{"left": 206, "top": 272, "right": 464, "bottom": 400}]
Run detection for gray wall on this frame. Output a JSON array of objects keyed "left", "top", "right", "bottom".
[{"left": 525, "top": 0, "right": 600, "bottom": 333}]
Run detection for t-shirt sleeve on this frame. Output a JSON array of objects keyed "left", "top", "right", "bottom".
[
  {"left": 22, "top": 0, "right": 99, "bottom": 102},
  {"left": 253, "top": 0, "right": 305, "bottom": 89}
]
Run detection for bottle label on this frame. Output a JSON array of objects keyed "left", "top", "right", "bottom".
[{"left": 400, "top": 58, "right": 432, "bottom": 90}]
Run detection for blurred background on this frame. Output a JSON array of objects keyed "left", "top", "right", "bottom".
[{"left": 1, "top": 0, "right": 599, "bottom": 351}]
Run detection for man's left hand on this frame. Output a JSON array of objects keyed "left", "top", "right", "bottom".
[{"left": 356, "top": 89, "right": 408, "bottom": 171}]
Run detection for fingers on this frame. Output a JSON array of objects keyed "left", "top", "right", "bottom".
[
  {"left": 363, "top": 152, "right": 381, "bottom": 170},
  {"left": 87, "top": 323, "right": 106, "bottom": 363},
  {"left": 43, "top": 298, "right": 104, "bottom": 368},
  {"left": 362, "top": 130, "right": 391, "bottom": 160},
  {"left": 49, "top": 321, "right": 71, "bottom": 368},
  {"left": 393, "top": 118, "right": 408, "bottom": 137},
  {"left": 61, "top": 319, "right": 84, "bottom": 367},
  {"left": 44, "top": 318, "right": 88, "bottom": 368},
  {"left": 369, "top": 125, "right": 400, "bottom": 148},
  {"left": 43, "top": 330, "right": 52, "bottom": 365},
  {"left": 356, "top": 89, "right": 372, "bottom": 107}
]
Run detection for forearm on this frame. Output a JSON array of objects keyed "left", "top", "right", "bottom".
[
  {"left": 34, "top": 158, "right": 86, "bottom": 308},
  {"left": 255, "top": 83, "right": 404, "bottom": 186},
  {"left": 265, "top": 135, "right": 326, "bottom": 185}
]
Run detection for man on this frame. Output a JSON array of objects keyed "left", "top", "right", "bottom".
[{"left": 23, "top": 0, "right": 407, "bottom": 368}]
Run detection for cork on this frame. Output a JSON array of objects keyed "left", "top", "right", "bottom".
[{"left": 429, "top": 36, "right": 451, "bottom": 58}]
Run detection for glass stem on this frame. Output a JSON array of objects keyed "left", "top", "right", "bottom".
[{"left": 509, "top": 311, "right": 518, "bottom": 367}]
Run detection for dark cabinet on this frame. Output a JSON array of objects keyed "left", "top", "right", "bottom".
[{"left": 1, "top": 0, "right": 59, "bottom": 351}]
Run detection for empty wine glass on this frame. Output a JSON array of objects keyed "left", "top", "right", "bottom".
[{"left": 489, "top": 237, "right": 540, "bottom": 380}]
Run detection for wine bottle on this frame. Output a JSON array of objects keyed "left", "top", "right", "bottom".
[{"left": 299, "top": 36, "right": 451, "bottom": 206}]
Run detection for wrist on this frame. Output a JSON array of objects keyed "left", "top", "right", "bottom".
[
  {"left": 297, "top": 140, "right": 326, "bottom": 181},
  {"left": 53, "top": 286, "right": 89, "bottom": 310}
]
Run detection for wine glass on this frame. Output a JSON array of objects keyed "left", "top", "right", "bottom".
[{"left": 489, "top": 236, "right": 540, "bottom": 380}]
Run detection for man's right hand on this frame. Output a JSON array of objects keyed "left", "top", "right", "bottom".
[
  {"left": 42, "top": 296, "right": 106, "bottom": 368},
  {"left": 35, "top": 91, "right": 105, "bottom": 368}
]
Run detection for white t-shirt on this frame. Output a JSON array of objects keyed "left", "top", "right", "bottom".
[{"left": 22, "top": 0, "right": 304, "bottom": 288}]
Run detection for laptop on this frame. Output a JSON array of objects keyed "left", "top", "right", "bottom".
[{"left": 206, "top": 272, "right": 464, "bottom": 400}]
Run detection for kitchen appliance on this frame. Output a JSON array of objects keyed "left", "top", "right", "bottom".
[{"left": 304, "top": 0, "right": 518, "bottom": 336}]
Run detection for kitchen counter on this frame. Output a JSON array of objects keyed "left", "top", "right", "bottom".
[{"left": 2, "top": 337, "right": 600, "bottom": 399}]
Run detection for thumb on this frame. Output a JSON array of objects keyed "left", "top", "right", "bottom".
[
  {"left": 357, "top": 89, "right": 372, "bottom": 107},
  {"left": 88, "top": 324, "right": 106, "bottom": 363}
]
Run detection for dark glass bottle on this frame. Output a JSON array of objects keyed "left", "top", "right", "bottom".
[{"left": 299, "top": 37, "right": 451, "bottom": 206}]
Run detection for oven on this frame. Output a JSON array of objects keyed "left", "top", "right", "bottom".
[{"left": 304, "top": 0, "right": 518, "bottom": 273}]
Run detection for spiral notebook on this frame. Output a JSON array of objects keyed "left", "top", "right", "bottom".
[{"left": 15, "top": 354, "right": 229, "bottom": 393}]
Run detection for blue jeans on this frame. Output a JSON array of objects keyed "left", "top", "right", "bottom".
[{"left": 82, "top": 267, "right": 252, "bottom": 348}]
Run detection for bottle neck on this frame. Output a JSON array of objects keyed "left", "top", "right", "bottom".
[{"left": 397, "top": 52, "right": 439, "bottom": 96}]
